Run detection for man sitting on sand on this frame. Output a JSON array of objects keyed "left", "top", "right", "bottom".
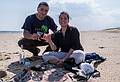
[{"left": 18, "top": 2, "right": 57, "bottom": 57}]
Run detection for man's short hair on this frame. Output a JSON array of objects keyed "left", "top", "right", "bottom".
[{"left": 38, "top": 2, "right": 49, "bottom": 8}]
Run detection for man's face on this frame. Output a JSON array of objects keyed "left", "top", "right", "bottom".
[{"left": 37, "top": 5, "right": 49, "bottom": 19}]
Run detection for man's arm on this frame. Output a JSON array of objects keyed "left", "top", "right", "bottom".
[
  {"left": 49, "top": 17, "right": 58, "bottom": 33},
  {"left": 23, "top": 30, "right": 32, "bottom": 39},
  {"left": 23, "top": 30, "right": 38, "bottom": 40}
]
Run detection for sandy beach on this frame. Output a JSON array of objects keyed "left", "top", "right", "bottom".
[{"left": 0, "top": 29, "right": 120, "bottom": 82}]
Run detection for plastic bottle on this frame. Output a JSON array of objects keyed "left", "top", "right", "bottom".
[{"left": 19, "top": 45, "right": 25, "bottom": 64}]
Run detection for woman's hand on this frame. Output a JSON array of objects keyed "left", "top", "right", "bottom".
[
  {"left": 57, "top": 59, "right": 64, "bottom": 67},
  {"left": 41, "top": 34, "right": 57, "bottom": 50},
  {"left": 41, "top": 34, "right": 52, "bottom": 42}
]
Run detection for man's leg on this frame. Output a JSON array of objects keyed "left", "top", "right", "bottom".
[
  {"left": 43, "top": 45, "right": 52, "bottom": 54},
  {"left": 18, "top": 38, "right": 48, "bottom": 56}
]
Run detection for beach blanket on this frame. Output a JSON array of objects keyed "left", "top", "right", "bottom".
[
  {"left": 8, "top": 57, "right": 75, "bottom": 82},
  {"left": 7, "top": 54, "right": 104, "bottom": 82}
]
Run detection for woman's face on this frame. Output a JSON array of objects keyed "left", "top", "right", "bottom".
[{"left": 59, "top": 14, "right": 69, "bottom": 27}]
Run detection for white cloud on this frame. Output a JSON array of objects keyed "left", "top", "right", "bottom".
[
  {"left": 48, "top": 0, "right": 95, "bottom": 4},
  {"left": 48, "top": 0, "right": 120, "bottom": 30},
  {"left": 0, "top": 0, "right": 120, "bottom": 31}
]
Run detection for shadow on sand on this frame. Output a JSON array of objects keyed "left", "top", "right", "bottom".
[{"left": 7, "top": 56, "right": 69, "bottom": 82}]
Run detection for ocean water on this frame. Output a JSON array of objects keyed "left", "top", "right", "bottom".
[{"left": 0, "top": 31, "right": 22, "bottom": 34}]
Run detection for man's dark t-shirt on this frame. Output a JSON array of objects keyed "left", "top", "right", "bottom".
[
  {"left": 22, "top": 14, "right": 57, "bottom": 34},
  {"left": 52, "top": 26, "right": 84, "bottom": 52}
]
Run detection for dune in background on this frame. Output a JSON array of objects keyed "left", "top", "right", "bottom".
[{"left": 0, "top": 28, "right": 120, "bottom": 82}]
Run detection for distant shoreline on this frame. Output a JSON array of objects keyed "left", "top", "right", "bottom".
[
  {"left": 0, "top": 27, "right": 120, "bottom": 34},
  {"left": 0, "top": 31, "right": 22, "bottom": 34}
]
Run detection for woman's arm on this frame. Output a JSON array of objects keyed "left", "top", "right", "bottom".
[
  {"left": 72, "top": 28, "right": 84, "bottom": 51},
  {"left": 42, "top": 34, "right": 57, "bottom": 50},
  {"left": 63, "top": 48, "right": 74, "bottom": 60}
]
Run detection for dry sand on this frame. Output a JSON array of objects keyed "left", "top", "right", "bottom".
[{"left": 0, "top": 30, "right": 120, "bottom": 82}]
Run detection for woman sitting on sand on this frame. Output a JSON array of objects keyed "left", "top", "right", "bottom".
[{"left": 42, "top": 11, "right": 84, "bottom": 66}]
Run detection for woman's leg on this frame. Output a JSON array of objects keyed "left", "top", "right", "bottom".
[{"left": 42, "top": 51, "right": 66, "bottom": 64}]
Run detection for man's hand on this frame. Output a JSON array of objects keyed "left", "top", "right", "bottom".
[{"left": 31, "top": 33, "right": 39, "bottom": 40}]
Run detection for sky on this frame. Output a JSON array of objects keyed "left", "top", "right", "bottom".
[{"left": 0, "top": 0, "right": 120, "bottom": 31}]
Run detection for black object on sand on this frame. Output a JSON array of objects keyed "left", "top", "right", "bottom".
[{"left": 0, "top": 71, "right": 7, "bottom": 78}]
